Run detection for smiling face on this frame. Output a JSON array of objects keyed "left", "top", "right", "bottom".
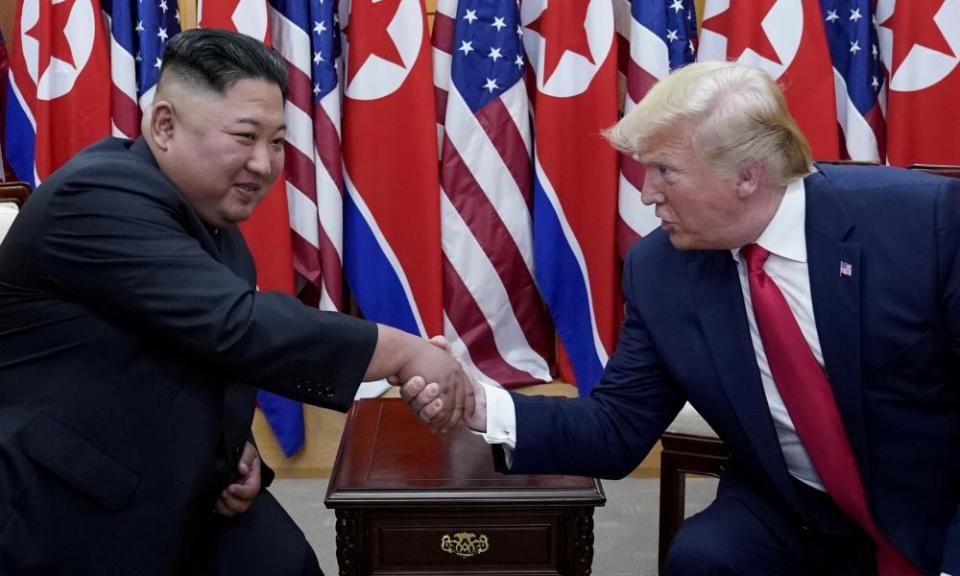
[{"left": 151, "top": 78, "right": 286, "bottom": 229}]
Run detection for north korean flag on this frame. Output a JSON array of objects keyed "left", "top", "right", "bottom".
[
  {"left": 524, "top": 0, "right": 622, "bottom": 392},
  {"left": 6, "top": 0, "right": 111, "bottom": 185},
  {"left": 341, "top": 0, "right": 444, "bottom": 338},
  {"left": 877, "top": 0, "right": 960, "bottom": 166},
  {"left": 698, "top": 0, "right": 840, "bottom": 160}
]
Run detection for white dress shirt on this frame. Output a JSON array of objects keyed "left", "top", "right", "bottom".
[{"left": 481, "top": 177, "right": 825, "bottom": 490}]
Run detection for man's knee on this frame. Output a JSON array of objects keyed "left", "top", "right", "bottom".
[
  {"left": 206, "top": 490, "right": 321, "bottom": 576},
  {"left": 300, "top": 544, "right": 323, "bottom": 576},
  {"left": 663, "top": 512, "right": 741, "bottom": 576}
]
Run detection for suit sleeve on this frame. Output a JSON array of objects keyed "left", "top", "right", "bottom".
[
  {"left": 508, "top": 251, "right": 686, "bottom": 479},
  {"left": 935, "top": 176, "right": 960, "bottom": 574},
  {"left": 33, "top": 160, "right": 376, "bottom": 411}
]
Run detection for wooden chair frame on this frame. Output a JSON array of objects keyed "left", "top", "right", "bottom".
[
  {"left": 658, "top": 432, "right": 729, "bottom": 572},
  {"left": 0, "top": 181, "right": 31, "bottom": 206}
]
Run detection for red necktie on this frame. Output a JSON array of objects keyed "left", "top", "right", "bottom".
[{"left": 742, "top": 244, "right": 917, "bottom": 575}]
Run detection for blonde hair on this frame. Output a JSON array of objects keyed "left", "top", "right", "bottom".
[{"left": 606, "top": 61, "right": 812, "bottom": 187}]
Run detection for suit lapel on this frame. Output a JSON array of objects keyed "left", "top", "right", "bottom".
[
  {"left": 688, "top": 251, "right": 798, "bottom": 501},
  {"left": 804, "top": 171, "right": 869, "bottom": 481}
]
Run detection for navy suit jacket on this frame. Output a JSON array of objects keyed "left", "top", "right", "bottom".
[
  {"left": 507, "top": 163, "right": 960, "bottom": 573},
  {"left": 0, "top": 138, "right": 378, "bottom": 574}
]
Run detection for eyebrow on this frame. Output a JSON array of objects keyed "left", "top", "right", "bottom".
[{"left": 234, "top": 118, "right": 287, "bottom": 131}]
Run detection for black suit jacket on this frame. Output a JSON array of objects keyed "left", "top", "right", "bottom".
[
  {"left": 506, "top": 164, "right": 960, "bottom": 573},
  {"left": 0, "top": 138, "right": 377, "bottom": 574}
]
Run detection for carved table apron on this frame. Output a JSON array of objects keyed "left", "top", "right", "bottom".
[{"left": 325, "top": 398, "right": 606, "bottom": 575}]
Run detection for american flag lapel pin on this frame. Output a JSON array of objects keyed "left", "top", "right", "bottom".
[{"left": 840, "top": 261, "right": 853, "bottom": 277}]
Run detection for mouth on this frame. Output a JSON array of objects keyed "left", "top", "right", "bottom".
[{"left": 233, "top": 183, "right": 262, "bottom": 201}]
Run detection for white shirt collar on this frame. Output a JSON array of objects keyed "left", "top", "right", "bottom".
[{"left": 732, "top": 176, "right": 807, "bottom": 263}]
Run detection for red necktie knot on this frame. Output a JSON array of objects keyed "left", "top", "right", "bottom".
[{"left": 741, "top": 243, "right": 770, "bottom": 274}]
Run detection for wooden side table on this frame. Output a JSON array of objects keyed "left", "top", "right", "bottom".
[{"left": 325, "top": 398, "right": 605, "bottom": 575}]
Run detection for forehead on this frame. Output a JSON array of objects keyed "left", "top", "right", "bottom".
[
  {"left": 224, "top": 78, "right": 282, "bottom": 104},
  {"left": 638, "top": 128, "right": 696, "bottom": 165},
  {"left": 202, "top": 78, "right": 284, "bottom": 123}
]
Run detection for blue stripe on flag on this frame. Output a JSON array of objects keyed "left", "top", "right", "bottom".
[
  {"left": 532, "top": 174, "right": 605, "bottom": 393},
  {"left": 5, "top": 83, "right": 35, "bottom": 185},
  {"left": 257, "top": 390, "right": 305, "bottom": 457},
  {"left": 343, "top": 192, "right": 422, "bottom": 335}
]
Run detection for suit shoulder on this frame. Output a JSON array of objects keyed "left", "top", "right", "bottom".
[
  {"left": 812, "top": 163, "right": 947, "bottom": 197},
  {"left": 37, "top": 138, "right": 181, "bottom": 210},
  {"left": 60, "top": 138, "right": 168, "bottom": 185}
]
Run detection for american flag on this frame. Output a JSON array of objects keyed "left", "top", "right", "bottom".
[
  {"left": 615, "top": 0, "right": 697, "bottom": 257},
  {"left": 431, "top": 0, "right": 552, "bottom": 387},
  {"left": 821, "top": 0, "right": 885, "bottom": 161},
  {"left": 102, "top": 0, "right": 182, "bottom": 139},
  {"left": 269, "top": 0, "right": 344, "bottom": 311},
  {"left": 258, "top": 0, "right": 349, "bottom": 456}
]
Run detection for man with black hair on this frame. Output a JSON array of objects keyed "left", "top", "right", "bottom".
[{"left": 0, "top": 28, "right": 469, "bottom": 576}]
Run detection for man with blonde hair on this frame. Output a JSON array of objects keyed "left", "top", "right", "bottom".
[{"left": 406, "top": 61, "right": 960, "bottom": 575}]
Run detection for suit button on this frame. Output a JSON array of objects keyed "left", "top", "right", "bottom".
[{"left": 234, "top": 445, "right": 242, "bottom": 456}]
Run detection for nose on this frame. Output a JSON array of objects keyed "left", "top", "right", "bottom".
[
  {"left": 246, "top": 141, "right": 274, "bottom": 177},
  {"left": 639, "top": 170, "right": 664, "bottom": 206}
]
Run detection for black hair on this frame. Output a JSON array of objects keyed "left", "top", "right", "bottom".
[{"left": 159, "top": 28, "right": 288, "bottom": 98}]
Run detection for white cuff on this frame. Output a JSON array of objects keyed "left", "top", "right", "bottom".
[{"left": 478, "top": 382, "right": 517, "bottom": 451}]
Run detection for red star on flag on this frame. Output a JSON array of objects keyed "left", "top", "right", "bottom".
[
  {"left": 879, "top": 1, "right": 955, "bottom": 77},
  {"left": 702, "top": 0, "right": 782, "bottom": 65},
  {"left": 26, "top": 0, "right": 79, "bottom": 74},
  {"left": 526, "top": 0, "right": 596, "bottom": 85},
  {"left": 345, "top": 0, "right": 405, "bottom": 85},
  {"left": 200, "top": 0, "right": 244, "bottom": 31}
]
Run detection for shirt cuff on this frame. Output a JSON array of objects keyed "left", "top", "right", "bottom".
[{"left": 477, "top": 382, "right": 517, "bottom": 451}]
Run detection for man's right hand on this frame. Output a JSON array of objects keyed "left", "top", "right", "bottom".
[
  {"left": 401, "top": 373, "right": 486, "bottom": 433},
  {"left": 363, "top": 325, "right": 475, "bottom": 433},
  {"left": 394, "top": 341, "right": 473, "bottom": 432}
]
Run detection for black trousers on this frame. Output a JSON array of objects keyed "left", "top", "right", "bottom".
[{"left": 196, "top": 489, "right": 322, "bottom": 576}]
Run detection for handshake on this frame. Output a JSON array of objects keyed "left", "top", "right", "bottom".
[
  {"left": 372, "top": 328, "right": 486, "bottom": 435},
  {"left": 399, "top": 336, "right": 486, "bottom": 434}
]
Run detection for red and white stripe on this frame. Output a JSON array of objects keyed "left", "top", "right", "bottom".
[
  {"left": 614, "top": 0, "right": 662, "bottom": 258},
  {"left": 104, "top": 10, "right": 141, "bottom": 139},
  {"left": 269, "top": 6, "right": 344, "bottom": 311},
  {"left": 432, "top": 0, "right": 552, "bottom": 388}
]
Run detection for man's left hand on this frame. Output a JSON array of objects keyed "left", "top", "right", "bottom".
[{"left": 214, "top": 441, "right": 261, "bottom": 517}]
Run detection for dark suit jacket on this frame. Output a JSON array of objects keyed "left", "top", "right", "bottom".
[
  {"left": 506, "top": 163, "right": 960, "bottom": 574},
  {"left": 0, "top": 138, "right": 378, "bottom": 574}
]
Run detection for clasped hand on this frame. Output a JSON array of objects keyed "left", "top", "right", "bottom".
[{"left": 399, "top": 337, "right": 486, "bottom": 434}]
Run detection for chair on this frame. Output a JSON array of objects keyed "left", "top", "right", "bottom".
[
  {"left": 0, "top": 181, "right": 32, "bottom": 243},
  {"left": 909, "top": 164, "right": 960, "bottom": 179},
  {"left": 658, "top": 404, "right": 729, "bottom": 572}
]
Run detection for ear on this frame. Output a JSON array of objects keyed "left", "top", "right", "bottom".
[
  {"left": 147, "top": 100, "right": 175, "bottom": 152},
  {"left": 735, "top": 163, "right": 764, "bottom": 200}
]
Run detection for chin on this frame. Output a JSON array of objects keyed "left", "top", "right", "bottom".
[{"left": 667, "top": 234, "right": 694, "bottom": 250}]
